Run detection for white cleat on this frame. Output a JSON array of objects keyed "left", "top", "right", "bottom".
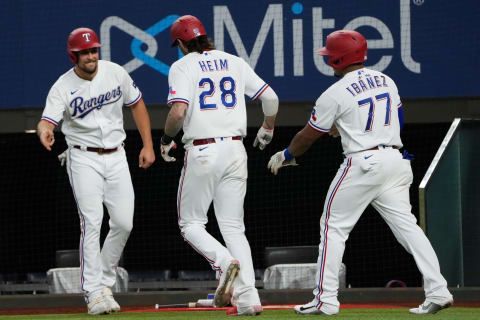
[
  {"left": 409, "top": 299, "right": 453, "bottom": 314},
  {"left": 227, "top": 305, "right": 263, "bottom": 316},
  {"left": 87, "top": 296, "right": 111, "bottom": 315},
  {"left": 294, "top": 300, "right": 330, "bottom": 315},
  {"left": 102, "top": 287, "right": 121, "bottom": 312},
  {"left": 214, "top": 260, "right": 240, "bottom": 307}
]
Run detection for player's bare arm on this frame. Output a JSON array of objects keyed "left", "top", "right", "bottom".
[
  {"left": 130, "top": 98, "right": 155, "bottom": 168},
  {"left": 165, "top": 102, "right": 187, "bottom": 137},
  {"left": 268, "top": 125, "right": 324, "bottom": 175},
  {"left": 160, "top": 102, "right": 188, "bottom": 162},
  {"left": 289, "top": 124, "right": 325, "bottom": 157},
  {"left": 37, "top": 119, "right": 56, "bottom": 151}
]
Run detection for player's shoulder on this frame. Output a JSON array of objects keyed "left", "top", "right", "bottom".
[
  {"left": 98, "top": 60, "right": 125, "bottom": 73},
  {"left": 51, "top": 68, "right": 76, "bottom": 91},
  {"left": 314, "top": 75, "right": 346, "bottom": 106},
  {"left": 170, "top": 54, "right": 194, "bottom": 72}
]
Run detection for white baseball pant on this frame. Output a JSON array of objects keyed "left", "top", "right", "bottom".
[
  {"left": 66, "top": 146, "right": 134, "bottom": 302},
  {"left": 177, "top": 137, "right": 261, "bottom": 308},
  {"left": 312, "top": 147, "right": 452, "bottom": 314}
]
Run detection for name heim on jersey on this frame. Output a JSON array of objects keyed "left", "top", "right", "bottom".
[
  {"left": 198, "top": 58, "right": 229, "bottom": 72},
  {"left": 70, "top": 86, "right": 122, "bottom": 119}
]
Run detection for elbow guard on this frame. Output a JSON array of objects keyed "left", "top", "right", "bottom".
[{"left": 259, "top": 87, "right": 279, "bottom": 116}]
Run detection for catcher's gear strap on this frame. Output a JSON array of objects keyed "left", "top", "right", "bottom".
[{"left": 259, "top": 86, "right": 278, "bottom": 116}]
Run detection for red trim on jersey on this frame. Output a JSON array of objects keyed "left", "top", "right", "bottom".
[
  {"left": 126, "top": 95, "right": 143, "bottom": 108},
  {"left": 168, "top": 99, "right": 189, "bottom": 107},
  {"left": 307, "top": 121, "right": 329, "bottom": 133},
  {"left": 252, "top": 84, "right": 269, "bottom": 100},
  {"left": 41, "top": 117, "right": 58, "bottom": 127}
]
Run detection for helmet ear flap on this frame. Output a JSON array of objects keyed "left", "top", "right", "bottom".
[{"left": 68, "top": 52, "right": 77, "bottom": 64}]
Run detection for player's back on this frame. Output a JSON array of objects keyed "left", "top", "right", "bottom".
[
  {"left": 169, "top": 50, "right": 251, "bottom": 142},
  {"left": 327, "top": 68, "right": 403, "bottom": 154}
]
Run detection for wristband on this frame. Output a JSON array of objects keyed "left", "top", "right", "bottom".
[
  {"left": 283, "top": 148, "right": 294, "bottom": 161},
  {"left": 161, "top": 134, "right": 174, "bottom": 145}
]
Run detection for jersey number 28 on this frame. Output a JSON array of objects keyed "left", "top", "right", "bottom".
[
  {"left": 357, "top": 92, "right": 391, "bottom": 132},
  {"left": 199, "top": 77, "right": 237, "bottom": 110}
]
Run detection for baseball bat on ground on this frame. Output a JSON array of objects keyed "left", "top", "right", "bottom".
[
  {"left": 154, "top": 303, "right": 195, "bottom": 309},
  {"left": 154, "top": 299, "right": 214, "bottom": 309}
]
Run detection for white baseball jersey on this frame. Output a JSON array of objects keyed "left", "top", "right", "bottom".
[
  {"left": 41, "top": 60, "right": 142, "bottom": 148},
  {"left": 169, "top": 49, "right": 268, "bottom": 310},
  {"left": 302, "top": 67, "right": 452, "bottom": 314},
  {"left": 167, "top": 50, "right": 268, "bottom": 143},
  {"left": 308, "top": 68, "right": 403, "bottom": 154}
]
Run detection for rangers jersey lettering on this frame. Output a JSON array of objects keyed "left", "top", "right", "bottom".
[{"left": 42, "top": 60, "right": 142, "bottom": 148}]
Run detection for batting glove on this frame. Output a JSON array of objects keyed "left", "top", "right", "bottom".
[
  {"left": 253, "top": 126, "right": 273, "bottom": 150},
  {"left": 57, "top": 149, "right": 67, "bottom": 167},
  {"left": 268, "top": 149, "right": 297, "bottom": 175},
  {"left": 160, "top": 141, "right": 177, "bottom": 162},
  {"left": 402, "top": 149, "right": 415, "bottom": 160}
]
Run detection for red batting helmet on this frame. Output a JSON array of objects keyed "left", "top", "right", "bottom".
[
  {"left": 170, "top": 15, "right": 206, "bottom": 47},
  {"left": 67, "top": 27, "right": 102, "bottom": 64},
  {"left": 317, "top": 30, "right": 367, "bottom": 70}
]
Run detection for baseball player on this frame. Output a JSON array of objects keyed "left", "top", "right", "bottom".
[
  {"left": 160, "top": 15, "right": 278, "bottom": 316},
  {"left": 268, "top": 30, "right": 453, "bottom": 315},
  {"left": 37, "top": 27, "right": 155, "bottom": 315}
]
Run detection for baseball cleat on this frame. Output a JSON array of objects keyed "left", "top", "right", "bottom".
[
  {"left": 214, "top": 260, "right": 240, "bottom": 307},
  {"left": 409, "top": 299, "right": 453, "bottom": 314},
  {"left": 294, "top": 300, "right": 329, "bottom": 315},
  {"left": 102, "top": 287, "right": 121, "bottom": 312},
  {"left": 87, "top": 296, "right": 111, "bottom": 315},
  {"left": 227, "top": 305, "right": 263, "bottom": 316}
]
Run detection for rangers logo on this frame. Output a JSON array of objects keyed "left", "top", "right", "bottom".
[
  {"left": 311, "top": 109, "right": 317, "bottom": 122},
  {"left": 193, "top": 27, "right": 200, "bottom": 36},
  {"left": 82, "top": 33, "right": 91, "bottom": 42}
]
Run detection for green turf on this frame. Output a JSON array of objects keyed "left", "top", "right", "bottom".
[{"left": 1, "top": 308, "right": 479, "bottom": 320}]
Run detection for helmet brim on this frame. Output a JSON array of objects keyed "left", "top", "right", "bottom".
[
  {"left": 317, "top": 47, "right": 330, "bottom": 56},
  {"left": 70, "top": 42, "right": 102, "bottom": 52}
]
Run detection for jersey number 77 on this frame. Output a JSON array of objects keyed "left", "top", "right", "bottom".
[{"left": 357, "top": 92, "right": 391, "bottom": 132}]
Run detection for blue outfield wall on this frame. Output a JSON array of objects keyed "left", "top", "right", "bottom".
[{"left": 0, "top": 0, "right": 478, "bottom": 109}]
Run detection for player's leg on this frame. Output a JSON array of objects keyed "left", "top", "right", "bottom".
[
  {"left": 101, "top": 148, "right": 134, "bottom": 311},
  {"left": 178, "top": 147, "right": 235, "bottom": 283},
  {"left": 297, "top": 157, "right": 375, "bottom": 315},
  {"left": 213, "top": 142, "right": 260, "bottom": 315},
  {"left": 66, "top": 148, "right": 110, "bottom": 314},
  {"left": 371, "top": 153, "right": 452, "bottom": 311}
]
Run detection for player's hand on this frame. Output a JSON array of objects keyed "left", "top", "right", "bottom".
[
  {"left": 139, "top": 146, "right": 155, "bottom": 168},
  {"left": 328, "top": 124, "right": 340, "bottom": 138},
  {"left": 253, "top": 126, "right": 273, "bottom": 150},
  {"left": 268, "top": 149, "right": 297, "bottom": 175},
  {"left": 160, "top": 141, "right": 177, "bottom": 162},
  {"left": 39, "top": 129, "right": 55, "bottom": 151},
  {"left": 57, "top": 149, "right": 67, "bottom": 167}
]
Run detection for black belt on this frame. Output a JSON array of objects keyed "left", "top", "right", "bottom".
[
  {"left": 193, "top": 136, "right": 242, "bottom": 146},
  {"left": 74, "top": 146, "right": 118, "bottom": 154}
]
